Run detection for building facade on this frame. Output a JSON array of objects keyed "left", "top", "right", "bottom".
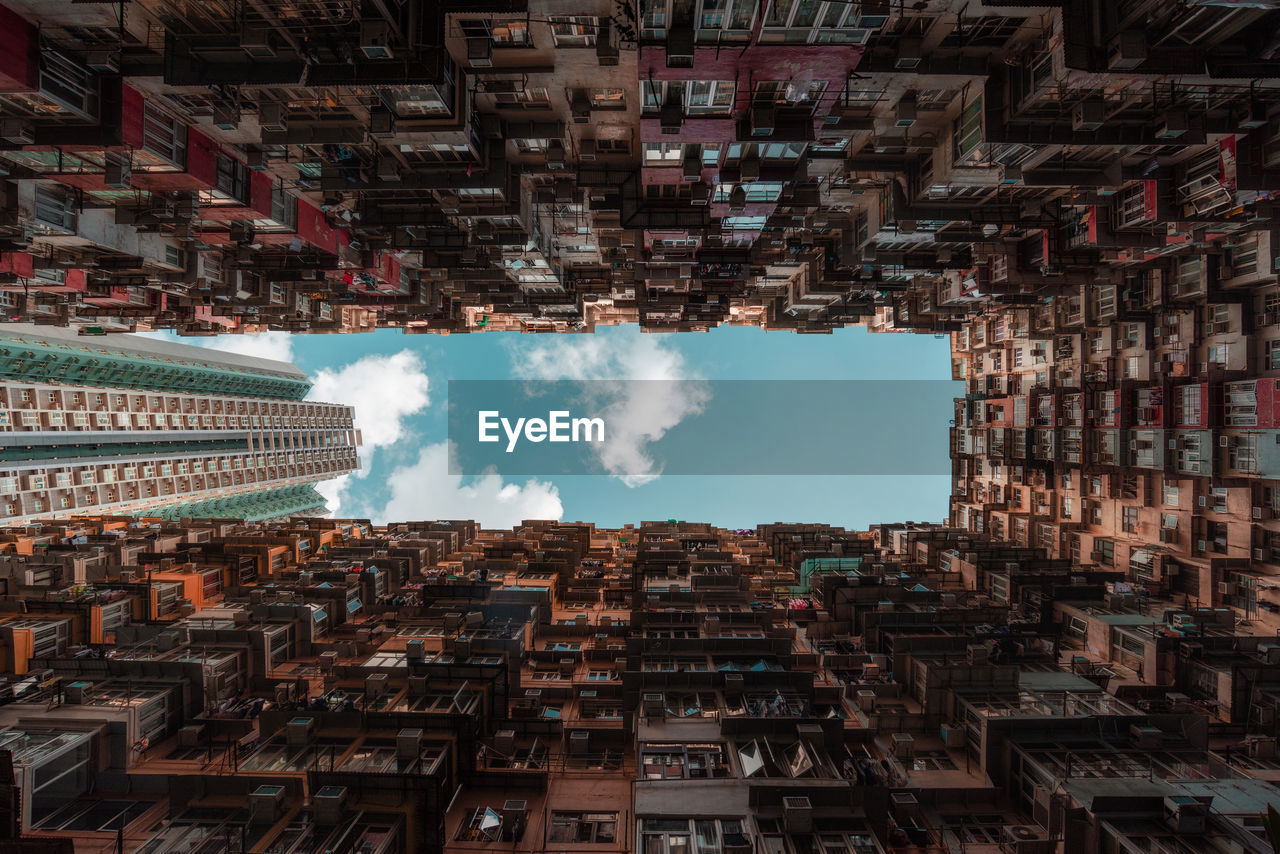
[
  {"left": 0, "top": 2, "right": 1272, "bottom": 336},
  {"left": 0, "top": 325, "right": 359, "bottom": 523},
  {"left": 0, "top": 516, "right": 1268, "bottom": 853}
]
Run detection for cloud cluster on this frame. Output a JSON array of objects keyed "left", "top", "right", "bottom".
[
  {"left": 366, "top": 442, "right": 563, "bottom": 527},
  {"left": 305, "top": 350, "right": 431, "bottom": 514},
  {"left": 510, "top": 329, "right": 708, "bottom": 485},
  {"left": 133, "top": 330, "right": 297, "bottom": 364}
]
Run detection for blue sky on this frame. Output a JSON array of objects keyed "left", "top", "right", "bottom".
[{"left": 143, "top": 325, "right": 958, "bottom": 529}]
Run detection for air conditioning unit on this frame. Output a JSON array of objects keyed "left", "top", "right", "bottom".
[
  {"left": 494, "top": 730, "right": 516, "bottom": 755},
  {"left": 502, "top": 801, "right": 528, "bottom": 836},
  {"left": 213, "top": 104, "right": 239, "bottom": 130},
  {"left": 896, "top": 37, "right": 922, "bottom": 69},
  {"left": 666, "top": 25, "right": 695, "bottom": 67},
  {"left": 596, "top": 19, "right": 619, "bottom": 65},
  {"left": 258, "top": 103, "right": 287, "bottom": 133},
  {"left": 365, "top": 673, "right": 388, "bottom": 700},
  {"left": 569, "top": 730, "right": 591, "bottom": 754},
  {"left": 643, "top": 692, "right": 664, "bottom": 715},
  {"left": 286, "top": 716, "right": 315, "bottom": 746},
  {"left": 751, "top": 105, "right": 775, "bottom": 137},
  {"left": 1072, "top": 99, "right": 1106, "bottom": 132},
  {"left": 104, "top": 157, "right": 131, "bottom": 189},
  {"left": 940, "top": 723, "right": 964, "bottom": 748},
  {"left": 1259, "top": 643, "right": 1280, "bottom": 664},
  {"left": 782, "top": 797, "right": 813, "bottom": 833},
  {"left": 1002, "top": 825, "right": 1054, "bottom": 854},
  {"left": 579, "top": 138, "right": 597, "bottom": 161},
  {"left": 1129, "top": 724, "right": 1163, "bottom": 749},
  {"left": 1107, "top": 31, "right": 1147, "bottom": 70},
  {"left": 739, "top": 153, "right": 760, "bottom": 180},
  {"left": 1219, "top": 581, "right": 1237, "bottom": 595},
  {"left": 1247, "top": 736, "right": 1278, "bottom": 760},
  {"left": 891, "top": 732, "right": 915, "bottom": 759},
  {"left": 249, "top": 785, "right": 286, "bottom": 826},
  {"left": 1260, "top": 548, "right": 1271, "bottom": 561},
  {"left": 571, "top": 91, "right": 591, "bottom": 123},
  {"left": 370, "top": 108, "right": 396, "bottom": 139},
  {"left": 967, "top": 643, "right": 989, "bottom": 665},
  {"left": 85, "top": 50, "right": 119, "bottom": 73},
  {"left": 895, "top": 97, "right": 917, "bottom": 128},
  {"left": 314, "top": 785, "right": 347, "bottom": 826},
  {"left": 1163, "top": 796, "right": 1208, "bottom": 835},
  {"left": 64, "top": 681, "right": 91, "bottom": 704},
  {"left": 397, "top": 727, "right": 423, "bottom": 760},
  {"left": 405, "top": 638, "right": 424, "bottom": 660},
  {"left": 2, "top": 119, "right": 36, "bottom": 145},
  {"left": 361, "top": 20, "right": 395, "bottom": 59},
  {"left": 241, "top": 25, "right": 277, "bottom": 58},
  {"left": 1157, "top": 110, "right": 1189, "bottom": 139},
  {"left": 661, "top": 102, "right": 683, "bottom": 134},
  {"left": 683, "top": 147, "right": 702, "bottom": 181}
]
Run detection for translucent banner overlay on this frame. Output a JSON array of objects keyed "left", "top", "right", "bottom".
[{"left": 448, "top": 380, "right": 961, "bottom": 476}]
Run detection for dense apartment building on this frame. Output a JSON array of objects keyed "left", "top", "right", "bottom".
[
  {"left": 0, "top": 325, "right": 360, "bottom": 524},
  {"left": 0, "top": 515, "right": 1270, "bottom": 853},
  {"left": 0, "top": 1, "right": 1272, "bottom": 335}
]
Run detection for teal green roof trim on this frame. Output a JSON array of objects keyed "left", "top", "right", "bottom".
[
  {"left": 0, "top": 332, "right": 312, "bottom": 401},
  {"left": 142, "top": 484, "right": 329, "bottom": 522}
]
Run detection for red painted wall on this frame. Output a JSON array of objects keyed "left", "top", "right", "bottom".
[
  {"left": 0, "top": 5, "right": 37, "bottom": 93},
  {"left": 121, "top": 84, "right": 145, "bottom": 149}
]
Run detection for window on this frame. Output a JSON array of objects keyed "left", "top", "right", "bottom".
[
  {"left": 954, "top": 95, "right": 986, "bottom": 165},
  {"left": 1209, "top": 344, "right": 1230, "bottom": 364},
  {"left": 1267, "top": 340, "right": 1280, "bottom": 371},
  {"left": 644, "top": 142, "right": 686, "bottom": 164},
  {"left": 32, "top": 185, "right": 76, "bottom": 232},
  {"left": 714, "top": 182, "right": 783, "bottom": 203},
  {"left": 642, "top": 819, "right": 746, "bottom": 854},
  {"left": 761, "top": 0, "right": 872, "bottom": 42},
  {"left": 460, "top": 18, "right": 531, "bottom": 46},
  {"left": 212, "top": 153, "right": 249, "bottom": 204},
  {"left": 549, "top": 812, "right": 618, "bottom": 843},
  {"left": 1163, "top": 483, "right": 1180, "bottom": 506},
  {"left": 455, "top": 807, "right": 522, "bottom": 842},
  {"left": 550, "top": 16, "right": 599, "bottom": 46},
  {"left": 384, "top": 84, "right": 452, "bottom": 117},
  {"left": 140, "top": 102, "right": 188, "bottom": 169},
  {"left": 1122, "top": 506, "right": 1139, "bottom": 533},
  {"left": 698, "top": 0, "right": 756, "bottom": 39},
  {"left": 589, "top": 88, "right": 626, "bottom": 109},
  {"left": 753, "top": 80, "right": 828, "bottom": 106},
  {"left": 1094, "top": 538, "right": 1114, "bottom": 565},
  {"left": 494, "top": 87, "right": 550, "bottom": 108},
  {"left": 642, "top": 81, "right": 736, "bottom": 116},
  {"left": 940, "top": 16, "right": 1025, "bottom": 48},
  {"left": 597, "top": 137, "right": 630, "bottom": 155},
  {"left": 642, "top": 744, "right": 727, "bottom": 779},
  {"left": 641, "top": 0, "right": 756, "bottom": 41}
]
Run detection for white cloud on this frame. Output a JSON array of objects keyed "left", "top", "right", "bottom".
[
  {"left": 308, "top": 350, "right": 430, "bottom": 450},
  {"left": 369, "top": 442, "right": 562, "bottom": 527},
  {"left": 132, "top": 330, "right": 296, "bottom": 364},
  {"left": 305, "top": 350, "right": 432, "bottom": 515},
  {"left": 509, "top": 329, "right": 708, "bottom": 485}
]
